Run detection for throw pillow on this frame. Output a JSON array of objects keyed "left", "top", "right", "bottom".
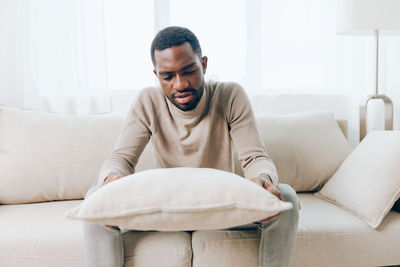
[
  {"left": 0, "top": 107, "right": 124, "bottom": 203},
  {"left": 316, "top": 131, "right": 400, "bottom": 229},
  {"left": 65, "top": 168, "right": 293, "bottom": 231},
  {"left": 233, "top": 111, "right": 352, "bottom": 192}
]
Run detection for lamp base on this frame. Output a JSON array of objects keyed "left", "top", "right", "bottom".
[{"left": 359, "top": 94, "right": 393, "bottom": 141}]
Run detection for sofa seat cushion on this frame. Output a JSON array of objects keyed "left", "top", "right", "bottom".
[
  {"left": 0, "top": 200, "right": 191, "bottom": 267},
  {"left": 0, "top": 200, "right": 85, "bottom": 267},
  {"left": 122, "top": 230, "right": 192, "bottom": 267},
  {"left": 191, "top": 193, "right": 400, "bottom": 267}
]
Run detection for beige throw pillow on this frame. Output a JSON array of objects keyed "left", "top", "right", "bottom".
[
  {"left": 237, "top": 111, "right": 352, "bottom": 192},
  {"left": 65, "top": 168, "right": 293, "bottom": 231},
  {"left": 0, "top": 107, "right": 125, "bottom": 204},
  {"left": 316, "top": 131, "right": 400, "bottom": 229}
]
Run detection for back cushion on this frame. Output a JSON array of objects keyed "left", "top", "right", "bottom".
[
  {"left": 233, "top": 111, "right": 352, "bottom": 192},
  {"left": 0, "top": 107, "right": 157, "bottom": 204},
  {"left": 1, "top": 107, "right": 350, "bottom": 203},
  {"left": 0, "top": 107, "right": 127, "bottom": 204}
]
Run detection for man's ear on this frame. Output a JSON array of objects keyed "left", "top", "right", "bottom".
[
  {"left": 153, "top": 69, "right": 158, "bottom": 77},
  {"left": 201, "top": 56, "right": 208, "bottom": 74}
]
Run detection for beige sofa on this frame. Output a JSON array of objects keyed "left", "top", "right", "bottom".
[{"left": 1, "top": 106, "right": 400, "bottom": 267}]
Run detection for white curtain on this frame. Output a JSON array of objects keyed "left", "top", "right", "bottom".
[{"left": 1, "top": 0, "right": 399, "bottom": 144}]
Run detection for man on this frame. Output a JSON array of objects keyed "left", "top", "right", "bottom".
[{"left": 83, "top": 26, "right": 299, "bottom": 267}]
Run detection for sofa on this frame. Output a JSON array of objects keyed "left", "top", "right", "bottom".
[{"left": 1, "top": 105, "right": 400, "bottom": 267}]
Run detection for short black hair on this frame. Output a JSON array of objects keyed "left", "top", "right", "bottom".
[{"left": 151, "top": 26, "right": 202, "bottom": 66}]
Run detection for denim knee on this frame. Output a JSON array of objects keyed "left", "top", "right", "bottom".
[
  {"left": 276, "top": 183, "right": 300, "bottom": 219},
  {"left": 277, "top": 184, "right": 299, "bottom": 208},
  {"left": 257, "top": 183, "right": 299, "bottom": 229}
]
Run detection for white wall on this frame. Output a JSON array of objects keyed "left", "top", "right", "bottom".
[
  {"left": 1, "top": 0, "right": 400, "bottom": 148},
  {"left": 0, "top": 0, "right": 18, "bottom": 106}
]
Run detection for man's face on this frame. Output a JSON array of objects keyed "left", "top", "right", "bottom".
[{"left": 153, "top": 42, "right": 208, "bottom": 111}]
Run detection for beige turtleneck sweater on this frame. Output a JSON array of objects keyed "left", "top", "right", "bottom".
[{"left": 98, "top": 80, "right": 278, "bottom": 186}]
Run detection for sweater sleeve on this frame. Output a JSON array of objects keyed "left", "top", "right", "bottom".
[
  {"left": 97, "top": 92, "right": 151, "bottom": 187},
  {"left": 227, "top": 84, "right": 279, "bottom": 185}
]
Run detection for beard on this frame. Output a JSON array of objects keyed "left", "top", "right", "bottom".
[{"left": 167, "top": 80, "right": 205, "bottom": 112}]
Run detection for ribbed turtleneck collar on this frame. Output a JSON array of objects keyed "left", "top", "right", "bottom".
[{"left": 165, "top": 82, "right": 208, "bottom": 118}]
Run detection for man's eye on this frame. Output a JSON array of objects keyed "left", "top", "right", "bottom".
[
  {"left": 163, "top": 75, "right": 172, "bottom": 81},
  {"left": 184, "top": 69, "right": 196, "bottom": 75}
]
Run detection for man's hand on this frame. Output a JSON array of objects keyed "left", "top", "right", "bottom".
[
  {"left": 249, "top": 176, "right": 283, "bottom": 222},
  {"left": 102, "top": 172, "right": 121, "bottom": 187},
  {"left": 102, "top": 173, "right": 121, "bottom": 230}
]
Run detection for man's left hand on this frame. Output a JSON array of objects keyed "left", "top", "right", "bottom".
[{"left": 250, "top": 176, "right": 283, "bottom": 222}]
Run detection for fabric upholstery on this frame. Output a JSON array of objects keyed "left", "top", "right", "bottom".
[
  {"left": 0, "top": 107, "right": 125, "bottom": 204},
  {"left": 316, "top": 130, "right": 400, "bottom": 228},
  {"left": 0, "top": 200, "right": 85, "bottom": 266},
  {"left": 233, "top": 111, "right": 352, "bottom": 192},
  {"left": 122, "top": 231, "right": 192, "bottom": 267},
  {"left": 0, "top": 106, "right": 156, "bottom": 204},
  {"left": 0, "top": 200, "right": 192, "bottom": 267},
  {"left": 3, "top": 106, "right": 399, "bottom": 267},
  {"left": 1, "top": 194, "right": 399, "bottom": 267},
  {"left": 191, "top": 194, "right": 400, "bottom": 267},
  {"left": 0, "top": 107, "right": 349, "bottom": 204},
  {"left": 66, "top": 168, "right": 293, "bottom": 231}
]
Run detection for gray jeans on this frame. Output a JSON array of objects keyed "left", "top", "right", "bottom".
[{"left": 83, "top": 183, "right": 299, "bottom": 267}]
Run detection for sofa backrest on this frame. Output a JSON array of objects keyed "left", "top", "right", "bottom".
[
  {"left": 0, "top": 107, "right": 350, "bottom": 204},
  {"left": 0, "top": 107, "right": 125, "bottom": 204},
  {"left": 232, "top": 112, "right": 351, "bottom": 192}
]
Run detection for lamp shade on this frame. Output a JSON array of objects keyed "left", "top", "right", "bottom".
[{"left": 337, "top": 0, "right": 400, "bottom": 35}]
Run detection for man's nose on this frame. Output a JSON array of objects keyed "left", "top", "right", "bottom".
[{"left": 174, "top": 74, "right": 189, "bottom": 91}]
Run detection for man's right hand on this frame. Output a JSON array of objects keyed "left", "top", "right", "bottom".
[{"left": 102, "top": 173, "right": 121, "bottom": 230}]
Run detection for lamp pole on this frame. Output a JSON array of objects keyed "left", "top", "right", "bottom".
[
  {"left": 359, "top": 29, "right": 393, "bottom": 141},
  {"left": 375, "top": 29, "right": 379, "bottom": 96}
]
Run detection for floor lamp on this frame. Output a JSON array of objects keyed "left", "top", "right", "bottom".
[{"left": 337, "top": 0, "right": 400, "bottom": 141}]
